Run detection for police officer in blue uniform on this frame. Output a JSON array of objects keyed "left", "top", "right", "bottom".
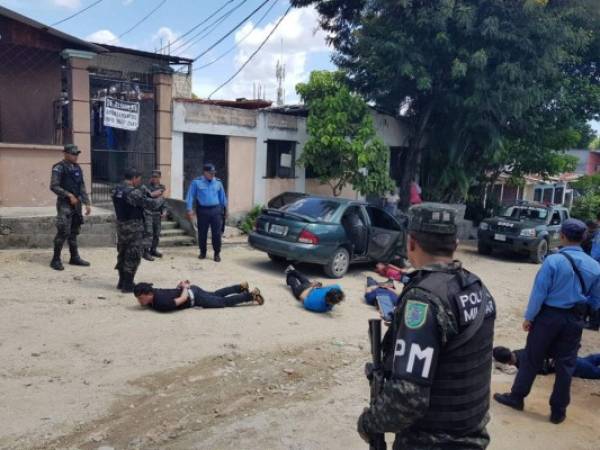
[
  {"left": 494, "top": 219, "right": 600, "bottom": 424},
  {"left": 185, "top": 163, "right": 228, "bottom": 262}
]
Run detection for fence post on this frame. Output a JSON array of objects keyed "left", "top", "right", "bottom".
[
  {"left": 153, "top": 68, "right": 173, "bottom": 198},
  {"left": 61, "top": 49, "right": 96, "bottom": 202}
]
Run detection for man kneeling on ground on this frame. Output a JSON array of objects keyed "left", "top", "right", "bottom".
[
  {"left": 494, "top": 346, "right": 600, "bottom": 380},
  {"left": 285, "top": 265, "right": 344, "bottom": 312},
  {"left": 134, "top": 280, "right": 264, "bottom": 312}
]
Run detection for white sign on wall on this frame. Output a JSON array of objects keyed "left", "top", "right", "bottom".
[{"left": 103, "top": 97, "right": 140, "bottom": 131}]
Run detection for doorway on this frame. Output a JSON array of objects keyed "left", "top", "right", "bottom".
[{"left": 183, "top": 133, "right": 228, "bottom": 196}]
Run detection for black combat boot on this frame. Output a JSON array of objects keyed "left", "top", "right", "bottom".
[
  {"left": 150, "top": 248, "right": 163, "bottom": 258},
  {"left": 116, "top": 269, "right": 124, "bottom": 290},
  {"left": 120, "top": 272, "right": 135, "bottom": 293},
  {"left": 142, "top": 250, "right": 155, "bottom": 261},
  {"left": 69, "top": 244, "right": 90, "bottom": 266},
  {"left": 50, "top": 243, "right": 64, "bottom": 271}
]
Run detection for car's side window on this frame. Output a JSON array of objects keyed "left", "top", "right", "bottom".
[
  {"left": 560, "top": 210, "right": 569, "bottom": 222},
  {"left": 549, "top": 211, "right": 561, "bottom": 226},
  {"left": 366, "top": 206, "right": 400, "bottom": 231}
]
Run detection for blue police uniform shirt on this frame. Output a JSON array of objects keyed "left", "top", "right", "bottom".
[
  {"left": 591, "top": 230, "right": 600, "bottom": 262},
  {"left": 525, "top": 246, "right": 600, "bottom": 321},
  {"left": 185, "top": 176, "right": 227, "bottom": 211},
  {"left": 303, "top": 285, "right": 341, "bottom": 313},
  {"left": 364, "top": 287, "right": 399, "bottom": 307}
]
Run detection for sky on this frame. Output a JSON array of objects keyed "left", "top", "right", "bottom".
[{"left": 1, "top": 0, "right": 335, "bottom": 102}]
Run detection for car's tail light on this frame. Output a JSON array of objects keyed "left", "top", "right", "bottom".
[{"left": 298, "top": 229, "right": 319, "bottom": 245}]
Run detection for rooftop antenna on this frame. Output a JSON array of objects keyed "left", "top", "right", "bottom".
[{"left": 276, "top": 38, "right": 286, "bottom": 106}]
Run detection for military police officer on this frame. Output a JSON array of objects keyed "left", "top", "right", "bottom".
[
  {"left": 185, "top": 163, "right": 228, "bottom": 262},
  {"left": 494, "top": 219, "right": 600, "bottom": 424},
  {"left": 112, "top": 168, "right": 164, "bottom": 293},
  {"left": 49, "top": 144, "right": 92, "bottom": 271},
  {"left": 141, "top": 169, "right": 166, "bottom": 261},
  {"left": 357, "top": 203, "right": 496, "bottom": 449}
]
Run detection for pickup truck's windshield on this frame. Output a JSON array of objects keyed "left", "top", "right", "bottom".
[{"left": 500, "top": 206, "right": 548, "bottom": 221}]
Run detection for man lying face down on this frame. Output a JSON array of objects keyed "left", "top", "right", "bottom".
[{"left": 134, "top": 279, "right": 264, "bottom": 312}]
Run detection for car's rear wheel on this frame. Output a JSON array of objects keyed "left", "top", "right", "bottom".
[
  {"left": 324, "top": 247, "right": 350, "bottom": 279},
  {"left": 530, "top": 239, "right": 548, "bottom": 264},
  {"left": 477, "top": 241, "right": 493, "bottom": 255},
  {"left": 268, "top": 253, "right": 287, "bottom": 264}
]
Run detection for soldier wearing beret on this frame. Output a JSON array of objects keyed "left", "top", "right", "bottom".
[
  {"left": 49, "top": 144, "right": 92, "bottom": 270},
  {"left": 141, "top": 169, "right": 167, "bottom": 261},
  {"left": 357, "top": 203, "right": 496, "bottom": 449},
  {"left": 494, "top": 219, "right": 600, "bottom": 424}
]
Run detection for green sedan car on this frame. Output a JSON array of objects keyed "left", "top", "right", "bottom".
[{"left": 248, "top": 195, "right": 407, "bottom": 278}]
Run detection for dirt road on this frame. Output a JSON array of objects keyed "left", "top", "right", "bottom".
[{"left": 0, "top": 244, "right": 598, "bottom": 449}]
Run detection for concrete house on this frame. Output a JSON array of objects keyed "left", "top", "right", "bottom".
[{"left": 170, "top": 99, "right": 410, "bottom": 219}]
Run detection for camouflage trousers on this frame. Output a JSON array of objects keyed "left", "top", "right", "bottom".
[
  {"left": 143, "top": 212, "right": 162, "bottom": 251},
  {"left": 392, "top": 424, "right": 490, "bottom": 449},
  {"left": 115, "top": 220, "right": 144, "bottom": 276},
  {"left": 54, "top": 202, "right": 83, "bottom": 248}
]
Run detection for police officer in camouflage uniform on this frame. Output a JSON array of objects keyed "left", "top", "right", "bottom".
[
  {"left": 141, "top": 169, "right": 166, "bottom": 261},
  {"left": 357, "top": 203, "right": 497, "bottom": 449},
  {"left": 112, "top": 168, "right": 164, "bottom": 293},
  {"left": 49, "top": 144, "right": 92, "bottom": 271}
]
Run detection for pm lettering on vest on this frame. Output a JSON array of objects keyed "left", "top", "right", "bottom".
[{"left": 393, "top": 339, "right": 435, "bottom": 379}]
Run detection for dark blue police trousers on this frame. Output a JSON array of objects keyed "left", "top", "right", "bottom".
[
  {"left": 511, "top": 306, "right": 583, "bottom": 413},
  {"left": 196, "top": 205, "right": 223, "bottom": 255}
]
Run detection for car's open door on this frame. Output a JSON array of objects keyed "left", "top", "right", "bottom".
[{"left": 364, "top": 206, "right": 405, "bottom": 262}]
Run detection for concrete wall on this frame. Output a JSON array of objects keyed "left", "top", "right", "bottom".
[
  {"left": 0, "top": 207, "right": 115, "bottom": 249},
  {"left": 228, "top": 136, "right": 256, "bottom": 215},
  {"left": 305, "top": 179, "right": 360, "bottom": 200},
  {"left": 0, "top": 143, "right": 65, "bottom": 206}
]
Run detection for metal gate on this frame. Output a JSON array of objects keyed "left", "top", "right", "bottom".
[{"left": 90, "top": 75, "right": 156, "bottom": 203}]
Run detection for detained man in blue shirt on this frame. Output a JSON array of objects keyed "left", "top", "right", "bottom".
[
  {"left": 185, "top": 163, "right": 228, "bottom": 262},
  {"left": 494, "top": 219, "right": 600, "bottom": 425},
  {"left": 284, "top": 265, "right": 345, "bottom": 313}
]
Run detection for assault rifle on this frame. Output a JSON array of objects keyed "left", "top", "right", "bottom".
[{"left": 365, "top": 319, "right": 387, "bottom": 450}]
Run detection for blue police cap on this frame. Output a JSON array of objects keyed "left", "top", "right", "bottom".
[
  {"left": 203, "top": 163, "right": 216, "bottom": 173},
  {"left": 561, "top": 218, "right": 587, "bottom": 241}
]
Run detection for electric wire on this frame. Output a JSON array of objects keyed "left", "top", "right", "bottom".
[
  {"left": 208, "top": 3, "right": 292, "bottom": 98},
  {"left": 156, "top": 0, "right": 236, "bottom": 53},
  {"left": 114, "top": 0, "right": 168, "bottom": 41},
  {"left": 50, "top": 0, "right": 105, "bottom": 27},
  {"left": 168, "top": 0, "right": 248, "bottom": 56},
  {"left": 194, "top": 0, "right": 279, "bottom": 71},
  {"left": 191, "top": 0, "right": 271, "bottom": 63}
]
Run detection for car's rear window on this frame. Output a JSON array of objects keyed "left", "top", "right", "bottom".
[{"left": 281, "top": 198, "right": 340, "bottom": 221}]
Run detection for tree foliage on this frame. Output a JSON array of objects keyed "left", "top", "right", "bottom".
[
  {"left": 293, "top": 0, "right": 600, "bottom": 207},
  {"left": 570, "top": 173, "right": 600, "bottom": 221},
  {"left": 296, "top": 70, "right": 394, "bottom": 197}
]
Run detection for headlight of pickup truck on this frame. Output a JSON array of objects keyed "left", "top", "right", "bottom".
[
  {"left": 520, "top": 228, "right": 536, "bottom": 237},
  {"left": 479, "top": 222, "right": 489, "bottom": 231}
]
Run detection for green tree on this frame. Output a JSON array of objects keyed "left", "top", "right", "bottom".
[
  {"left": 293, "top": 0, "right": 600, "bottom": 208},
  {"left": 296, "top": 70, "right": 394, "bottom": 197},
  {"left": 570, "top": 174, "right": 600, "bottom": 221}
]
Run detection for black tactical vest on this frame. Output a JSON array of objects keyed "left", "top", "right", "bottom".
[
  {"left": 403, "top": 268, "right": 496, "bottom": 435},
  {"left": 60, "top": 163, "right": 83, "bottom": 197},
  {"left": 112, "top": 185, "right": 143, "bottom": 222}
]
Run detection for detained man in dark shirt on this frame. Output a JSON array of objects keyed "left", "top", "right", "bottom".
[{"left": 133, "top": 280, "right": 264, "bottom": 312}]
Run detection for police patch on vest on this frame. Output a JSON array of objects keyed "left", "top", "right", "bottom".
[{"left": 405, "top": 300, "right": 429, "bottom": 329}]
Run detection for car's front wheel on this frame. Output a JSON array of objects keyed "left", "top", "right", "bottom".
[
  {"left": 530, "top": 239, "right": 548, "bottom": 264},
  {"left": 324, "top": 247, "right": 350, "bottom": 278}
]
